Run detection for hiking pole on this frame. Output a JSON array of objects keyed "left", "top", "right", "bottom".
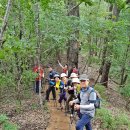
[
  {"left": 54, "top": 99, "right": 57, "bottom": 107},
  {"left": 69, "top": 103, "right": 76, "bottom": 130},
  {"left": 53, "top": 86, "right": 57, "bottom": 107},
  {"left": 64, "top": 100, "right": 67, "bottom": 116}
]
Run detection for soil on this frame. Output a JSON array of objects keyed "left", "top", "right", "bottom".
[
  {"left": 46, "top": 100, "right": 75, "bottom": 130},
  {"left": 0, "top": 93, "right": 50, "bottom": 130}
]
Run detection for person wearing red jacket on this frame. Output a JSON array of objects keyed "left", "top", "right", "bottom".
[
  {"left": 58, "top": 60, "right": 68, "bottom": 77},
  {"left": 33, "top": 65, "right": 44, "bottom": 93}
]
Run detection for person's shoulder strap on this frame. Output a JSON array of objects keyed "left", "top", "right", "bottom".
[
  {"left": 88, "top": 87, "right": 96, "bottom": 103},
  {"left": 77, "top": 93, "right": 81, "bottom": 102},
  {"left": 87, "top": 87, "right": 94, "bottom": 94}
]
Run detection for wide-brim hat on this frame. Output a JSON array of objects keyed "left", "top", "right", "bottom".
[
  {"left": 70, "top": 73, "right": 78, "bottom": 78},
  {"left": 61, "top": 73, "right": 67, "bottom": 78},
  {"left": 72, "top": 78, "right": 80, "bottom": 83}
]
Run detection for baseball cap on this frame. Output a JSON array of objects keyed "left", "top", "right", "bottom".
[{"left": 79, "top": 74, "right": 89, "bottom": 81}]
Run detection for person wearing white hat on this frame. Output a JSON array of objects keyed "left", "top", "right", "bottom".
[
  {"left": 66, "top": 75, "right": 80, "bottom": 112},
  {"left": 60, "top": 73, "right": 68, "bottom": 89},
  {"left": 69, "top": 78, "right": 81, "bottom": 116},
  {"left": 61, "top": 73, "right": 67, "bottom": 83},
  {"left": 58, "top": 73, "right": 68, "bottom": 109},
  {"left": 72, "top": 78, "right": 81, "bottom": 96},
  {"left": 70, "top": 73, "right": 78, "bottom": 78},
  {"left": 61, "top": 73, "right": 67, "bottom": 78}
]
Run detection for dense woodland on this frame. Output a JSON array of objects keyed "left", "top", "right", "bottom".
[{"left": 0, "top": 0, "right": 130, "bottom": 130}]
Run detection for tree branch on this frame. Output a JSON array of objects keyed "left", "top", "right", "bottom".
[{"left": 67, "top": 2, "right": 81, "bottom": 15}]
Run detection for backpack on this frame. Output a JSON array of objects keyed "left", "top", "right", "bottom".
[{"left": 77, "top": 89, "right": 101, "bottom": 109}]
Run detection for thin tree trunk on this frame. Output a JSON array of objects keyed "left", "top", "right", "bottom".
[
  {"left": 99, "top": 39, "right": 108, "bottom": 75},
  {"left": 0, "top": 0, "right": 12, "bottom": 47},
  {"left": 120, "top": 44, "right": 130, "bottom": 86},
  {"left": 34, "top": 3, "right": 42, "bottom": 107}
]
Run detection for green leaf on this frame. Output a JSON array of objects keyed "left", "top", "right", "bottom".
[{"left": 0, "top": 114, "right": 8, "bottom": 123}]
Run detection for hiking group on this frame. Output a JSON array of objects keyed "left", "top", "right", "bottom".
[{"left": 33, "top": 61, "right": 101, "bottom": 130}]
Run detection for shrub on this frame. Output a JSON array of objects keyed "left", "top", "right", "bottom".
[{"left": 0, "top": 114, "right": 18, "bottom": 130}]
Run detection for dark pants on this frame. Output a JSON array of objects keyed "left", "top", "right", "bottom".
[
  {"left": 76, "top": 114, "right": 92, "bottom": 130},
  {"left": 59, "top": 92, "right": 67, "bottom": 103},
  {"left": 46, "top": 86, "right": 56, "bottom": 100},
  {"left": 35, "top": 80, "right": 43, "bottom": 93}
]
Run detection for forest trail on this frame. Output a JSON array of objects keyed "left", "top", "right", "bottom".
[{"left": 46, "top": 93, "right": 75, "bottom": 130}]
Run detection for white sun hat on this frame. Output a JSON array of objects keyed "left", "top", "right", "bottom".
[
  {"left": 72, "top": 78, "right": 80, "bottom": 83},
  {"left": 70, "top": 73, "right": 78, "bottom": 78},
  {"left": 61, "top": 73, "right": 67, "bottom": 78}
]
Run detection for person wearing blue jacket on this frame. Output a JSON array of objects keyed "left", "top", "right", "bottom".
[{"left": 46, "top": 66, "right": 57, "bottom": 101}]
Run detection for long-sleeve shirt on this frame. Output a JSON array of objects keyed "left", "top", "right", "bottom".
[
  {"left": 33, "top": 66, "right": 44, "bottom": 81},
  {"left": 48, "top": 70, "right": 56, "bottom": 86},
  {"left": 72, "top": 87, "right": 96, "bottom": 117}
]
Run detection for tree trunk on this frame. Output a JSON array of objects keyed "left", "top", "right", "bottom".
[
  {"left": 34, "top": 3, "right": 42, "bottom": 107},
  {"left": 120, "top": 44, "right": 130, "bottom": 86},
  {"left": 100, "top": 4, "right": 120, "bottom": 87},
  {"left": 99, "top": 39, "right": 108, "bottom": 75},
  {"left": 0, "top": 0, "right": 12, "bottom": 47},
  {"left": 100, "top": 61, "right": 111, "bottom": 87},
  {"left": 67, "top": 0, "right": 79, "bottom": 68},
  {"left": 112, "top": 4, "right": 120, "bottom": 22}
]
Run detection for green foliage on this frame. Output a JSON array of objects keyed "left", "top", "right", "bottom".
[
  {"left": 96, "top": 108, "right": 116, "bottom": 129},
  {"left": 120, "top": 85, "right": 130, "bottom": 98},
  {"left": 79, "top": 0, "right": 94, "bottom": 6},
  {"left": 95, "top": 84, "right": 107, "bottom": 100},
  {"left": 96, "top": 108, "right": 130, "bottom": 129},
  {"left": 115, "top": 113, "right": 130, "bottom": 129},
  {"left": 0, "top": 115, "right": 8, "bottom": 123},
  {"left": 105, "top": 0, "right": 126, "bottom": 9},
  {"left": 0, "top": 114, "right": 18, "bottom": 130}
]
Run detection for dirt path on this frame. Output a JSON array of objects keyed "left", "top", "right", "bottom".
[{"left": 46, "top": 96, "right": 75, "bottom": 130}]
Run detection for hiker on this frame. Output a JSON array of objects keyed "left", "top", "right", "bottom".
[
  {"left": 69, "top": 74, "right": 96, "bottom": 130},
  {"left": 66, "top": 73, "right": 78, "bottom": 112},
  {"left": 58, "top": 60, "right": 68, "bottom": 77},
  {"left": 68, "top": 66, "right": 79, "bottom": 78},
  {"left": 72, "top": 66, "right": 79, "bottom": 74},
  {"left": 46, "top": 66, "right": 57, "bottom": 101},
  {"left": 55, "top": 73, "right": 68, "bottom": 109},
  {"left": 69, "top": 77, "right": 80, "bottom": 116},
  {"left": 33, "top": 64, "right": 44, "bottom": 93},
  {"left": 60, "top": 73, "right": 68, "bottom": 86}
]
